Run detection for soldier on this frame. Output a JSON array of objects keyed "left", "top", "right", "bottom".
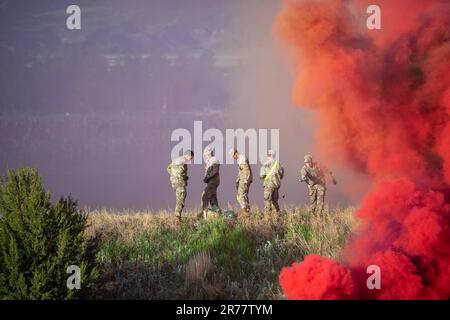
[
  {"left": 299, "top": 154, "right": 337, "bottom": 216},
  {"left": 259, "top": 150, "right": 284, "bottom": 214},
  {"left": 201, "top": 146, "right": 220, "bottom": 218},
  {"left": 229, "top": 148, "right": 253, "bottom": 215},
  {"left": 167, "top": 150, "right": 194, "bottom": 220}
]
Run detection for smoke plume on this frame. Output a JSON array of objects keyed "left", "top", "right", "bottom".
[{"left": 276, "top": 0, "right": 450, "bottom": 299}]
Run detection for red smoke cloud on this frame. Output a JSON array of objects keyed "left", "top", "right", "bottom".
[{"left": 276, "top": 0, "right": 450, "bottom": 299}]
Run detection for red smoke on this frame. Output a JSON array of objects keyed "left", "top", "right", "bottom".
[{"left": 276, "top": 0, "right": 450, "bottom": 299}]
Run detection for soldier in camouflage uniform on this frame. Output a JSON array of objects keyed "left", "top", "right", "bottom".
[
  {"left": 229, "top": 148, "right": 253, "bottom": 215},
  {"left": 167, "top": 150, "right": 194, "bottom": 220},
  {"left": 259, "top": 150, "right": 284, "bottom": 214},
  {"left": 201, "top": 146, "right": 220, "bottom": 218},
  {"left": 299, "top": 154, "right": 337, "bottom": 216}
]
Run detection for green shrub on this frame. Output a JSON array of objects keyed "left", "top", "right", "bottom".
[{"left": 0, "top": 168, "right": 98, "bottom": 299}]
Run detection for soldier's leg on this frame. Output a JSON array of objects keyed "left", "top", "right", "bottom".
[
  {"left": 175, "top": 187, "right": 186, "bottom": 218},
  {"left": 201, "top": 186, "right": 211, "bottom": 219},
  {"left": 202, "top": 184, "right": 218, "bottom": 215},
  {"left": 236, "top": 186, "right": 243, "bottom": 209},
  {"left": 201, "top": 186, "right": 209, "bottom": 212},
  {"left": 237, "top": 182, "right": 249, "bottom": 210},
  {"left": 236, "top": 184, "right": 244, "bottom": 209},
  {"left": 317, "top": 185, "right": 326, "bottom": 215},
  {"left": 210, "top": 184, "right": 219, "bottom": 208},
  {"left": 263, "top": 186, "right": 273, "bottom": 213},
  {"left": 272, "top": 187, "right": 280, "bottom": 212},
  {"left": 242, "top": 182, "right": 250, "bottom": 211},
  {"left": 309, "top": 186, "right": 318, "bottom": 214}
]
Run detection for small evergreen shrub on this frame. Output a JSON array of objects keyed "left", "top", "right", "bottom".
[{"left": 0, "top": 168, "right": 98, "bottom": 299}]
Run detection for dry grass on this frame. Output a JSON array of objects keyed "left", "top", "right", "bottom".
[
  {"left": 185, "top": 251, "right": 213, "bottom": 286},
  {"left": 85, "top": 206, "right": 356, "bottom": 299}
]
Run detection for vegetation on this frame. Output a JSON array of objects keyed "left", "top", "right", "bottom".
[
  {"left": 0, "top": 167, "right": 356, "bottom": 300},
  {"left": 0, "top": 168, "right": 98, "bottom": 299},
  {"left": 87, "top": 206, "right": 355, "bottom": 299}
]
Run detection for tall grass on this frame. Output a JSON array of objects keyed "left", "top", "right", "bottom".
[{"left": 85, "top": 206, "right": 356, "bottom": 299}]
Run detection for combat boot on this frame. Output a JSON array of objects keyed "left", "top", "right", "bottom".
[{"left": 240, "top": 208, "right": 250, "bottom": 218}]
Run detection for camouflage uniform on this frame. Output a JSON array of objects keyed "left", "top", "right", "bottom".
[
  {"left": 167, "top": 156, "right": 189, "bottom": 218},
  {"left": 235, "top": 154, "right": 252, "bottom": 210},
  {"left": 260, "top": 159, "right": 284, "bottom": 213},
  {"left": 300, "top": 163, "right": 327, "bottom": 215},
  {"left": 201, "top": 154, "right": 220, "bottom": 211}
]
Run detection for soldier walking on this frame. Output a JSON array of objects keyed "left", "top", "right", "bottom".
[
  {"left": 167, "top": 150, "right": 194, "bottom": 220},
  {"left": 259, "top": 150, "right": 284, "bottom": 214},
  {"left": 201, "top": 146, "right": 220, "bottom": 218},
  {"left": 299, "top": 154, "right": 337, "bottom": 215},
  {"left": 229, "top": 148, "right": 253, "bottom": 216}
]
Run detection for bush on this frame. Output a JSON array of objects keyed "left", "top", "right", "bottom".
[{"left": 0, "top": 168, "right": 98, "bottom": 299}]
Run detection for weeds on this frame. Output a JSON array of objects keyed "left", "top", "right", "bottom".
[{"left": 86, "top": 206, "right": 356, "bottom": 299}]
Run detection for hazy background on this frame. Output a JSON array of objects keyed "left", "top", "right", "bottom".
[{"left": 0, "top": 0, "right": 361, "bottom": 211}]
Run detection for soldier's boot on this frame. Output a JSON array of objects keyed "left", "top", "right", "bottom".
[
  {"left": 197, "top": 210, "right": 205, "bottom": 220},
  {"left": 273, "top": 205, "right": 281, "bottom": 214},
  {"left": 175, "top": 212, "right": 182, "bottom": 222},
  {"left": 263, "top": 201, "right": 271, "bottom": 215},
  {"left": 240, "top": 207, "right": 250, "bottom": 218}
]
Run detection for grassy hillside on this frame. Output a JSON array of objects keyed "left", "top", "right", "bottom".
[{"left": 85, "top": 207, "right": 356, "bottom": 299}]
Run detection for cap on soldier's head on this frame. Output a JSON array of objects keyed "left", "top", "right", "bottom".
[
  {"left": 267, "top": 149, "right": 275, "bottom": 157},
  {"left": 184, "top": 149, "right": 194, "bottom": 157},
  {"left": 304, "top": 154, "right": 313, "bottom": 163}
]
